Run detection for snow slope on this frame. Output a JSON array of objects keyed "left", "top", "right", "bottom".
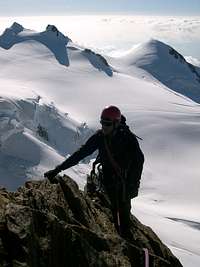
[
  {"left": 0, "top": 23, "right": 200, "bottom": 266},
  {"left": 0, "top": 95, "right": 93, "bottom": 190}
]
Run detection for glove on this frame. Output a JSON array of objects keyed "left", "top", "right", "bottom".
[{"left": 44, "top": 167, "right": 60, "bottom": 184}]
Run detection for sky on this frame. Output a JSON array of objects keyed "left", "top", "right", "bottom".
[{"left": 0, "top": 0, "right": 200, "bottom": 16}]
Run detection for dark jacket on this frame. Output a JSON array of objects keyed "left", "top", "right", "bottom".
[{"left": 58, "top": 125, "right": 144, "bottom": 190}]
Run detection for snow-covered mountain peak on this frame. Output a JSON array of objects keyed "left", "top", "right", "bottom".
[
  {"left": 0, "top": 23, "right": 72, "bottom": 66},
  {"left": 120, "top": 38, "right": 200, "bottom": 103},
  {"left": 0, "top": 22, "right": 71, "bottom": 46},
  {"left": 142, "top": 39, "right": 192, "bottom": 66},
  {"left": 122, "top": 38, "right": 187, "bottom": 66},
  {"left": 0, "top": 23, "right": 112, "bottom": 72}
]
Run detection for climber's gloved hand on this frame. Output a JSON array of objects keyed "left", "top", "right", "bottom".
[{"left": 44, "top": 166, "right": 61, "bottom": 184}]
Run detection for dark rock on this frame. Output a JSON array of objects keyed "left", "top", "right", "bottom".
[
  {"left": 46, "top": 25, "right": 59, "bottom": 36},
  {"left": 84, "top": 48, "right": 110, "bottom": 68},
  {"left": 169, "top": 48, "right": 186, "bottom": 63},
  {"left": 187, "top": 63, "right": 200, "bottom": 83},
  {"left": 10, "top": 22, "right": 24, "bottom": 34},
  {"left": 0, "top": 175, "right": 183, "bottom": 267}
]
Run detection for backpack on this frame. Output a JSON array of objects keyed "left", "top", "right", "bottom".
[
  {"left": 104, "top": 125, "right": 144, "bottom": 199},
  {"left": 125, "top": 130, "right": 144, "bottom": 198}
]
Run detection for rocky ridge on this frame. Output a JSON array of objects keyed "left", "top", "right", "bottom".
[{"left": 0, "top": 175, "right": 183, "bottom": 267}]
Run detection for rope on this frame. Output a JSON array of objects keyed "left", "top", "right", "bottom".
[{"left": 143, "top": 248, "right": 149, "bottom": 267}]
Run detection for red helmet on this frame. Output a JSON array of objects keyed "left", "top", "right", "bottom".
[{"left": 101, "top": 106, "right": 121, "bottom": 122}]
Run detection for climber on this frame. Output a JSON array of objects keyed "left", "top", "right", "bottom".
[{"left": 44, "top": 105, "right": 144, "bottom": 237}]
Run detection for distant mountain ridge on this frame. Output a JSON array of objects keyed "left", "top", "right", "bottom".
[{"left": 1, "top": 23, "right": 199, "bottom": 103}]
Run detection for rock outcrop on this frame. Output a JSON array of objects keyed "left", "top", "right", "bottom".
[{"left": 0, "top": 175, "right": 183, "bottom": 267}]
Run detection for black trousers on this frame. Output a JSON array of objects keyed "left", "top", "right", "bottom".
[{"left": 104, "top": 182, "right": 131, "bottom": 237}]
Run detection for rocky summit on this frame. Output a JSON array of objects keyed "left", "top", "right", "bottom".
[{"left": 0, "top": 175, "right": 182, "bottom": 267}]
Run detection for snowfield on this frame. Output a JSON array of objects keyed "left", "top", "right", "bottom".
[{"left": 0, "top": 23, "right": 200, "bottom": 267}]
